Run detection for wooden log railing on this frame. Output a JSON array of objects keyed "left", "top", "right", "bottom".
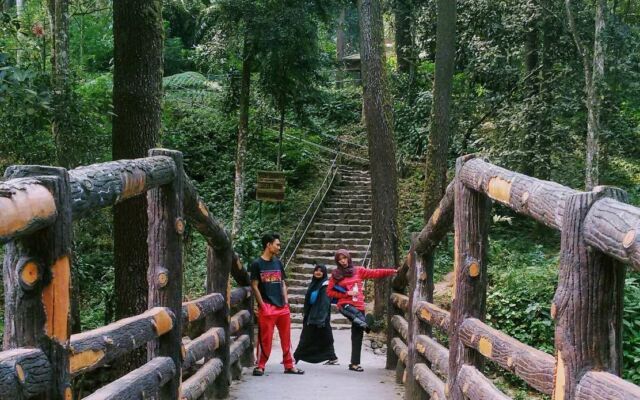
[
  {"left": 387, "top": 154, "right": 640, "bottom": 400},
  {"left": 0, "top": 149, "right": 254, "bottom": 400}
]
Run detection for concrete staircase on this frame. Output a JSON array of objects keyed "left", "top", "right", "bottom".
[{"left": 287, "top": 165, "right": 372, "bottom": 330}]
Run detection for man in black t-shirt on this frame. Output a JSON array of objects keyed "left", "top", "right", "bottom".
[{"left": 249, "top": 233, "right": 304, "bottom": 376}]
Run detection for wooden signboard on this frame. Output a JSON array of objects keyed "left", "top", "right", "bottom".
[{"left": 256, "top": 171, "right": 286, "bottom": 202}]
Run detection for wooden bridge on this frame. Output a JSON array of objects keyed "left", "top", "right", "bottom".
[
  {"left": 2, "top": 150, "right": 640, "bottom": 399},
  {"left": 0, "top": 149, "right": 254, "bottom": 399},
  {"left": 387, "top": 155, "right": 640, "bottom": 399}
]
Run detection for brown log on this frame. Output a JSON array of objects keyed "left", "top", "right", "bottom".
[
  {"left": 575, "top": 371, "right": 640, "bottom": 400},
  {"left": 229, "top": 310, "right": 251, "bottom": 336},
  {"left": 0, "top": 348, "right": 50, "bottom": 399},
  {"left": 413, "top": 363, "right": 446, "bottom": 400},
  {"left": 2, "top": 166, "right": 73, "bottom": 399},
  {"left": 70, "top": 307, "right": 175, "bottom": 377},
  {"left": 415, "top": 335, "right": 448, "bottom": 378},
  {"left": 391, "top": 315, "right": 409, "bottom": 342},
  {"left": 229, "top": 335, "right": 251, "bottom": 366},
  {"left": 459, "top": 318, "right": 554, "bottom": 394},
  {"left": 457, "top": 365, "right": 511, "bottom": 400},
  {"left": 458, "top": 157, "right": 576, "bottom": 230},
  {"left": 390, "top": 293, "right": 409, "bottom": 312},
  {"left": 415, "top": 180, "right": 455, "bottom": 255},
  {"left": 67, "top": 156, "right": 176, "bottom": 219},
  {"left": 391, "top": 337, "right": 408, "bottom": 363},
  {"left": 180, "top": 357, "right": 224, "bottom": 400},
  {"left": 147, "top": 149, "right": 184, "bottom": 400},
  {"left": 449, "top": 155, "right": 491, "bottom": 400},
  {"left": 553, "top": 188, "right": 627, "bottom": 400},
  {"left": 181, "top": 293, "right": 225, "bottom": 328},
  {"left": 206, "top": 241, "right": 232, "bottom": 397},
  {"left": 583, "top": 196, "right": 640, "bottom": 272},
  {"left": 0, "top": 178, "right": 57, "bottom": 243},
  {"left": 231, "top": 252, "right": 251, "bottom": 288},
  {"left": 182, "top": 327, "right": 225, "bottom": 371},
  {"left": 405, "top": 245, "right": 432, "bottom": 400},
  {"left": 230, "top": 286, "right": 251, "bottom": 307},
  {"left": 83, "top": 356, "right": 176, "bottom": 400},
  {"left": 415, "top": 301, "right": 450, "bottom": 333}
]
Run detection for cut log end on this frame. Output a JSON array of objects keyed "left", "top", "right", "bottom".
[
  {"left": 19, "top": 259, "right": 40, "bottom": 289},
  {"left": 623, "top": 229, "right": 636, "bottom": 249},
  {"left": 152, "top": 309, "right": 174, "bottom": 336}
]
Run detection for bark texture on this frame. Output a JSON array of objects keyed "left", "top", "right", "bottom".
[
  {"left": 112, "top": 0, "right": 163, "bottom": 374},
  {"left": 358, "top": 0, "right": 400, "bottom": 350},
  {"left": 413, "top": 363, "right": 446, "bottom": 399}
]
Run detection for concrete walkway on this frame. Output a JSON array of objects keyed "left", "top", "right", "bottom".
[{"left": 229, "top": 328, "right": 404, "bottom": 400}]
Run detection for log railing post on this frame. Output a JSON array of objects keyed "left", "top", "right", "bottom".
[
  {"left": 206, "top": 245, "right": 232, "bottom": 398},
  {"left": 448, "top": 155, "right": 491, "bottom": 399},
  {"left": 387, "top": 288, "right": 403, "bottom": 371},
  {"left": 237, "top": 256, "right": 255, "bottom": 369},
  {"left": 2, "top": 166, "right": 73, "bottom": 399},
  {"left": 405, "top": 244, "right": 432, "bottom": 400},
  {"left": 552, "top": 187, "right": 627, "bottom": 399},
  {"left": 147, "top": 149, "right": 184, "bottom": 400}
]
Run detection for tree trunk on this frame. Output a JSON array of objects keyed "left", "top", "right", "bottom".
[
  {"left": 336, "top": 8, "right": 346, "bottom": 88},
  {"left": 423, "top": 0, "right": 456, "bottom": 222},
  {"left": 112, "top": 0, "right": 163, "bottom": 376},
  {"left": 231, "top": 44, "right": 252, "bottom": 239},
  {"left": 277, "top": 105, "right": 285, "bottom": 170},
  {"left": 536, "top": 2, "right": 553, "bottom": 180},
  {"left": 522, "top": 10, "right": 539, "bottom": 177},
  {"left": 357, "top": 0, "right": 400, "bottom": 322},
  {"left": 565, "top": 0, "right": 605, "bottom": 190},
  {"left": 394, "top": 0, "right": 413, "bottom": 74}
]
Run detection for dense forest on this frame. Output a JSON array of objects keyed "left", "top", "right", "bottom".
[{"left": 1, "top": 0, "right": 640, "bottom": 396}]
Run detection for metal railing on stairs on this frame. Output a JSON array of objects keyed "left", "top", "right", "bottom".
[{"left": 281, "top": 152, "right": 342, "bottom": 268}]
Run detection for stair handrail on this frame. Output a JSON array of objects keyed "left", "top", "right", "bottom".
[
  {"left": 361, "top": 236, "right": 373, "bottom": 268},
  {"left": 281, "top": 152, "right": 341, "bottom": 268}
]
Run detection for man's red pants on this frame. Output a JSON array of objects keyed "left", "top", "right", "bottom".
[{"left": 256, "top": 303, "right": 294, "bottom": 370}]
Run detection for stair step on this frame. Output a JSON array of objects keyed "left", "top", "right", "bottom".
[
  {"left": 312, "top": 223, "right": 371, "bottom": 232},
  {"left": 303, "top": 238, "right": 371, "bottom": 246},
  {"left": 298, "top": 249, "right": 367, "bottom": 258},
  {"left": 315, "top": 218, "right": 371, "bottom": 225},
  {"left": 298, "top": 243, "right": 369, "bottom": 251},
  {"left": 324, "top": 203, "right": 371, "bottom": 210},
  {"left": 307, "top": 230, "right": 371, "bottom": 239},
  {"left": 324, "top": 198, "right": 372, "bottom": 205},
  {"left": 296, "top": 255, "right": 364, "bottom": 264},
  {"left": 317, "top": 211, "right": 371, "bottom": 218}
]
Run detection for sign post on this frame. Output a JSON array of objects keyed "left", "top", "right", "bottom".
[{"left": 256, "top": 171, "right": 286, "bottom": 227}]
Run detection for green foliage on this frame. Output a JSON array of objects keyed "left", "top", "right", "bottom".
[{"left": 624, "top": 274, "right": 640, "bottom": 382}]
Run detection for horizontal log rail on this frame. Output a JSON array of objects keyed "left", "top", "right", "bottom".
[
  {"left": 457, "top": 365, "right": 511, "bottom": 400},
  {"left": 391, "top": 315, "right": 409, "bottom": 342},
  {"left": 390, "top": 293, "right": 409, "bottom": 312},
  {"left": 459, "top": 318, "right": 555, "bottom": 394},
  {"left": 181, "top": 358, "right": 224, "bottom": 400},
  {"left": 413, "top": 363, "right": 446, "bottom": 399},
  {"left": 229, "top": 335, "right": 251, "bottom": 365},
  {"left": 391, "top": 337, "right": 408, "bottom": 364},
  {"left": 182, "top": 327, "right": 225, "bottom": 371},
  {"left": 229, "top": 310, "right": 251, "bottom": 336},
  {"left": 181, "top": 293, "right": 225, "bottom": 327},
  {"left": 575, "top": 371, "right": 640, "bottom": 400},
  {"left": 415, "top": 301, "right": 450, "bottom": 333},
  {"left": 69, "top": 307, "right": 175, "bottom": 377},
  {"left": 83, "top": 357, "right": 176, "bottom": 400},
  {"left": 0, "top": 348, "right": 50, "bottom": 399},
  {"left": 415, "top": 334, "right": 448, "bottom": 377},
  {"left": 459, "top": 158, "right": 640, "bottom": 271},
  {"left": 230, "top": 286, "right": 252, "bottom": 307}
]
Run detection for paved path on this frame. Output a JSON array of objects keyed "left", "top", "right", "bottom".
[{"left": 230, "top": 329, "right": 404, "bottom": 400}]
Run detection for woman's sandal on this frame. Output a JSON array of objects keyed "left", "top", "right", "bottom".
[
  {"left": 284, "top": 367, "right": 305, "bottom": 375},
  {"left": 348, "top": 364, "right": 364, "bottom": 372},
  {"left": 323, "top": 359, "right": 339, "bottom": 365},
  {"left": 252, "top": 367, "right": 264, "bottom": 376}
]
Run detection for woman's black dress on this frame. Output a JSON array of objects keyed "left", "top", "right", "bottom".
[{"left": 293, "top": 268, "right": 337, "bottom": 364}]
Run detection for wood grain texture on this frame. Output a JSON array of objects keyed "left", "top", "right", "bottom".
[
  {"left": 415, "top": 334, "right": 448, "bottom": 378},
  {"left": 179, "top": 358, "right": 223, "bottom": 400},
  {"left": 457, "top": 365, "right": 511, "bottom": 400},
  {"left": 553, "top": 189, "right": 627, "bottom": 399},
  {"left": 182, "top": 327, "right": 225, "bottom": 371},
  {"left": 146, "top": 149, "right": 184, "bottom": 400},
  {"left": 181, "top": 293, "right": 225, "bottom": 328},
  {"left": 0, "top": 348, "right": 50, "bottom": 399},
  {"left": 449, "top": 155, "right": 491, "bottom": 400},
  {"left": 459, "top": 318, "right": 554, "bottom": 394},
  {"left": 415, "top": 301, "right": 450, "bottom": 333},
  {"left": 575, "top": 371, "right": 640, "bottom": 400},
  {"left": 70, "top": 307, "right": 174, "bottom": 377},
  {"left": 413, "top": 363, "right": 446, "bottom": 400},
  {"left": 83, "top": 357, "right": 175, "bottom": 400}
]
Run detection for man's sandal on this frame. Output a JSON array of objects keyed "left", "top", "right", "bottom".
[
  {"left": 323, "top": 359, "right": 339, "bottom": 365},
  {"left": 284, "top": 367, "right": 305, "bottom": 375},
  {"left": 252, "top": 367, "right": 264, "bottom": 376},
  {"left": 348, "top": 364, "right": 364, "bottom": 372}
]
